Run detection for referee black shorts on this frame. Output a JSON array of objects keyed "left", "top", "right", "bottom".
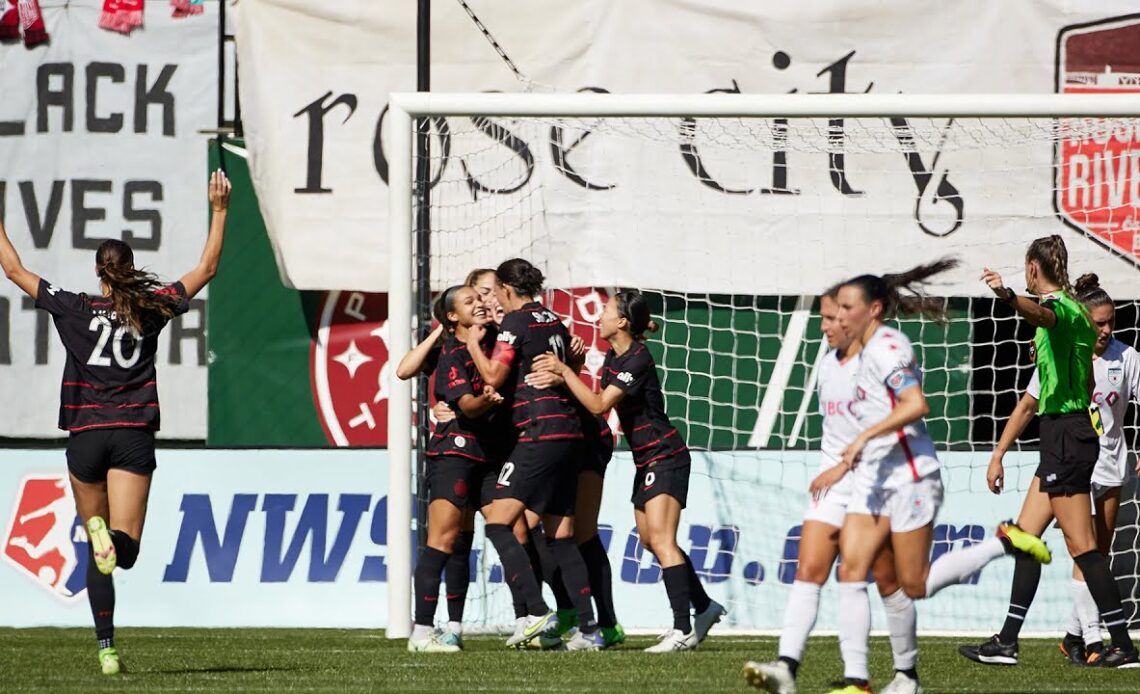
[
  {"left": 66, "top": 428, "right": 157, "bottom": 484},
  {"left": 1036, "top": 412, "right": 1099, "bottom": 495}
]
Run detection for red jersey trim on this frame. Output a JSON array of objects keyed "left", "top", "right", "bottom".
[
  {"left": 886, "top": 389, "right": 920, "bottom": 482},
  {"left": 66, "top": 421, "right": 153, "bottom": 433}
]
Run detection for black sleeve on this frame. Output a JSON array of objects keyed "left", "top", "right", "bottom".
[
  {"left": 33, "top": 279, "right": 86, "bottom": 316},
  {"left": 437, "top": 350, "right": 476, "bottom": 408},
  {"left": 155, "top": 281, "right": 191, "bottom": 316},
  {"left": 610, "top": 347, "right": 653, "bottom": 395}
]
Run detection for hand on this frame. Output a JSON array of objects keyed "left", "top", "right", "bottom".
[
  {"left": 981, "top": 267, "right": 1007, "bottom": 298},
  {"left": 208, "top": 169, "right": 232, "bottom": 211},
  {"left": 465, "top": 324, "right": 486, "bottom": 349},
  {"left": 532, "top": 352, "right": 568, "bottom": 376},
  {"left": 570, "top": 335, "right": 586, "bottom": 359},
  {"left": 432, "top": 401, "right": 456, "bottom": 423},
  {"left": 809, "top": 463, "right": 849, "bottom": 499},
  {"left": 525, "top": 369, "right": 565, "bottom": 389},
  {"left": 480, "top": 384, "right": 504, "bottom": 405},
  {"left": 986, "top": 451, "right": 1005, "bottom": 494},
  {"left": 840, "top": 435, "right": 866, "bottom": 470}
]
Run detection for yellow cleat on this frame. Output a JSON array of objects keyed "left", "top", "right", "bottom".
[
  {"left": 98, "top": 647, "right": 121, "bottom": 675},
  {"left": 998, "top": 522, "right": 1051, "bottom": 564},
  {"left": 87, "top": 517, "right": 117, "bottom": 575}
]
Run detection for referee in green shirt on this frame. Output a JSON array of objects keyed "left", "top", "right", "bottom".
[{"left": 982, "top": 235, "right": 1137, "bottom": 668}]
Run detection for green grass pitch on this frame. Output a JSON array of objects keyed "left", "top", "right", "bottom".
[{"left": 3, "top": 629, "right": 1137, "bottom": 692}]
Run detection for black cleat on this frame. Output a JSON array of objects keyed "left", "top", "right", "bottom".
[
  {"left": 1059, "top": 633, "right": 1086, "bottom": 666},
  {"left": 1093, "top": 645, "right": 1140, "bottom": 669},
  {"left": 958, "top": 635, "right": 1018, "bottom": 666}
]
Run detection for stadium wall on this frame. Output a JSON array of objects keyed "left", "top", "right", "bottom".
[{"left": 2, "top": 448, "right": 1136, "bottom": 632}]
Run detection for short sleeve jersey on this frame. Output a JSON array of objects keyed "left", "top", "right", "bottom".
[
  {"left": 817, "top": 349, "right": 862, "bottom": 467},
  {"left": 491, "top": 302, "right": 583, "bottom": 443},
  {"left": 428, "top": 334, "right": 506, "bottom": 463},
  {"left": 850, "top": 325, "right": 940, "bottom": 488},
  {"left": 576, "top": 403, "right": 615, "bottom": 463},
  {"left": 1033, "top": 291, "right": 1096, "bottom": 415},
  {"left": 601, "top": 341, "right": 688, "bottom": 468},
  {"left": 35, "top": 278, "right": 189, "bottom": 432},
  {"left": 1028, "top": 337, "right": 1140, "bottom": 483}
]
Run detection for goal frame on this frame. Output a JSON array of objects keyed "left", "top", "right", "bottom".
[{"left": 384, "top": 92, "right": 1140, "bottom": 638}]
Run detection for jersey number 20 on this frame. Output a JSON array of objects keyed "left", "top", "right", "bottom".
[{"left": 87, "top": 317, "right": 142, "bottom": 368}]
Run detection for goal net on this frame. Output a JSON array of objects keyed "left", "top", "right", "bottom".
[{"left": 386, "top": 94, "right": 1140, "bottom": 637}]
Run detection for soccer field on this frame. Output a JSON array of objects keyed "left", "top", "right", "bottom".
[{"left": 4, "top": 629, "right": 1137, "bottom": 693}]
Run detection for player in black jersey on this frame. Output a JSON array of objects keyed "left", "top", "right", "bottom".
[
  {"left": 534, "top": 289, "right": 726, "bottom": 652},
  {"left": 465, "top": 258, "right": 604, "bottom": 650},
  {"left": 407, "top": 285, "right": 509, "bottom": 652},
  {"left": 0, "top": 170, "right": 231, "bottom": 675}
]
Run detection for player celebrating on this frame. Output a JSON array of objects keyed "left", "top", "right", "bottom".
[
  {"left": 407, "top": 285, "right": 507, "bottom": 653},
  {"left": 533, "top": 289, "right": 726, "bottom": 653},
  {"left": 744, "top": 287, "right": 919, "bottom": 694},
  {"left": 0, "top": 170, "right": 231, "bottom": 675},
  {"left": 960, "top": 246, "right": 1140, "bottom": 668},
  {"left": 466, "top": 258, "right": 603, "bottom": 650},
  {"left": 809, "top": 260, "right": 1052, "bottom": 694}
]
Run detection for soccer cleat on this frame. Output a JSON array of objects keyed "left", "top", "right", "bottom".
[
  {"left": 997, "top": 522, "right": 1051, "bottom": 564},
  {"left": 98, "top": 647, "right": 121, "bottom": 675},
  {"left": 643, "top": 628, "right": 698, "bottom": 653},
  {"left": 407, "top": 632, "right": 461, "bottom": 653},
  {"left": 1092, "top": 645, "right": 1140, "bottom": 668},
  {"left": 823, "top": 683, "right": 872, "bottom": 694},
  {"left": 551, "top": 608, "right": 578, "bottom": 637},
  {"left": 87, "top": 517, "right": 117, "bottom": 576},
  {"left": 438, "top": 630, "right": 463, "bottom": 650},
  {"left": 879, "top": 672, "right": 922, "bottom": 694},
  {"left": 742, "top": 660, "right": 796, "bottom": 693},
  {"left": 958, "top": 634, "right": 1018, "bottom": 665},
  {"left": 694, "top": 599, "right": 727, "bottom": 643},
  {"left": 538, "top": 629, "right": 565, "bottom": 651},
  {"left": 505, "top": 611, "right": 558, "bottom": 648},
  {"left": 565, "top": 628, "right": 605, "bottom": 651},
  {"left": 601, "top": 624, "right": 626, "bottom": 649},
  {"left": 1084, "top": 641, "right": 1105, "bottom": 665},
  {"left": 1059, "top": 633, "right": 1086, "bottom": 666}
]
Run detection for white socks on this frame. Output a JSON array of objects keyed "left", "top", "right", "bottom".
[
  {"left": 448, "top": 620, "right": 462, "bottom": 635},
  {"left": 925, "top": 537, "right": 1005, "bottom": 598},
  {"left": 778, "top": 580, "right": 822, "bottom": 661},
  {"left": 411, "top": 623, "right": 434, "bottom": 640},
  {"left": 838, "top": 582, "right": 871, "bottom": 681},
  {"left": 1071, "top": 579, "right": 1102, "bottom": 645},
  {"left": 881, "top": 588, "right": 918, "bottom": 671}
]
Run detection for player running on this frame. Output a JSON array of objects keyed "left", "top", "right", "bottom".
[
  {"left": 744, "top": 287, "right": 919, "bottom": 694},
  {"left": 533, "top": 289, "right": 726, "bottom": 653},
  {"left": 960, "top": 242, "right": 1140, "bottom": 669},
  {"left": 808, "top": 260, "right": 1051, "bottom": 693},
  {"left": 0, "top": 170, "right": 231, "bottom": 675},
  {"left": 466, "top": 258, "right": 603, "bottom": 650}
]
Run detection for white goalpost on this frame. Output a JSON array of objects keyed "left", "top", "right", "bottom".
[{"left": 386, "top": 93, "right": 1140, "bottom": 639}]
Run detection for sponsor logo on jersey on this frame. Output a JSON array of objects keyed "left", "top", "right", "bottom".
[
  {"left": 617, "top": 371, "right": 634, "bottom": 385},
  {"left": 497, "top": 330, "right": 518, "bottom": 346},
  {"left": 3, "top": 475, "right": 89, "bottom": 600},
  {"left": 45, "top": 284, "right": 60, "bottom": 296},
  {"left": 1055, "top": 15, "right": 1140, "bottom": 267},
  {"left": 1108, "top": 366, "right": 1123, "bottom": 386}
]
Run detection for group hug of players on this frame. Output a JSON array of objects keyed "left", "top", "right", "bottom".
[{"left": 1, "top": 171, "right": 1138, "bottom": 685}]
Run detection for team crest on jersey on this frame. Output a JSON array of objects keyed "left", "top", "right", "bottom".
[
  {"left": 1055, "top": 15, "right": 1140, "bottom": 267},
  {"left": 3, "top": 476, "right": 89, "bottom": 600},
  {"left": 310, "top": 291, "right": 391, "bottom": 446},
  {"left": 1108, "top": 366, "right": 1123, "bottom": 386}
]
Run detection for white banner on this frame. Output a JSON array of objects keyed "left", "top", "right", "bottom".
[
  {"left": 2, "top": 448, "right": 1116, "bottom": 634},
  {"left": 0, "top": 2, "right": 216, "bottom": 438},
  {"left": 234, "top": 0, "right": 1140, "bottom": 296}
]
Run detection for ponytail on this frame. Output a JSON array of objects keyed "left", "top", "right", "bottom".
[
  {"left": 614, "top": 289, "right": 659, "bottom": 339},
  {"left": 843, "top": 257, "right": 958, "bottom": 323},
  {"left": 1074, "top": 272, "right": 1113, "bottom": 311},
  {"left": 1026, "top": 235, "right": 1072, "bottom": 295},
  {"left": 95, "top": 239, "right": 178, "bottom": 332},
  {"left": 495, "top": 258, "right": 544, "bottom": 298}
]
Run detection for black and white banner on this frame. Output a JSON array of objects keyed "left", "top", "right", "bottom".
[
  {"left": 0, "top": 2, "right": 216, "bottom": 437},
  {"left": 235, "top": 0, "right": 1140, "bottom": 296}
]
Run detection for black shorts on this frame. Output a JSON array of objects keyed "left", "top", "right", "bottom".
[
  {"left": 426, "top": 456, "right": 499, "bottom": 510},
  {"left": 66, "top": 427, "right": 156, "bottom": 484},
  {"left": 1036, "top": 412, "right": 1099, "bottom": 495},
  {"left": 579, "top": 437, "right": 614, "bottom": 477},
  {"left": 494, "top": 440, "right": 579, "bottom": 516},
  {"left": 632, "top": 453, "right": 691, "bottom": 511}
]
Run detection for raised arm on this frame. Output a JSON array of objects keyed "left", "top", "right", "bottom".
[
  {"left": 180, "top": 170, "right": 231, "bottom": 299},
  {"left": 0, "top": 216, "right": 41, "bottom": 299},
  {"left": 396, "top": 324, "right": 444, "bottom": 380},
  {"left": 982, "top": 267, "right": 1056, "bottom": 329},
  {"left": 467, "top": 324, "right": 510, "bottom": 389}
]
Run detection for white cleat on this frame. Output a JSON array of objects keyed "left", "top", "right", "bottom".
[
  {"left": 879, "top": 672, "right": 922, "bottom": 694},
  {"left": 644, "top": 628, "right": 698, "bottom": 653},
  {"left": 742, "top": 660, "right": 796, "bottom": 693},
  {"left": 406, "top": 632, "right": 461, "bottom": 653},
  {"left": 505, "top": 611, "right": 557, "bottom": 648},
  {"left": 694, "top": 599, "right": 727, "bottom": 643}
]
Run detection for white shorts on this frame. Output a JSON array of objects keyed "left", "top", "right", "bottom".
[
  {"left": 803, "top": 475, "right": 852, "bottom": 528},
  {"left": 847, "top": 471, "right": 943, "bottom": 533}
]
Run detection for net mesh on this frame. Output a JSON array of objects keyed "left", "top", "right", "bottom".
[{"left": 407, "top": 112, "right": 1140, "bottom": 633}]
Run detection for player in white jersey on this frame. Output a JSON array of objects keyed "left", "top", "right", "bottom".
[
  {"left": 808, "top": 261, "right": 1050, "bottom": 694},
  {"left": 745, "top": 290, "right": 919, "bottom": 694},
  {"left": 960, "top": 273, "right": 1140, "bottom": 667}
]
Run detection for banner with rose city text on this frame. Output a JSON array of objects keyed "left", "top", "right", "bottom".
[
  {"left": 4, "top": 447, "right": 1137, "bottom": 632},
  {"left": 0, "top": 2, "right": 217, "bottom": 438},
  {"left": 234, "top": 0, "right": 1140, "bottom": 297}
]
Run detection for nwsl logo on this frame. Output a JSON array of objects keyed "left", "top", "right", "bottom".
[{"left": 3, "top": 476, "right": 89, "bottom": 600}]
